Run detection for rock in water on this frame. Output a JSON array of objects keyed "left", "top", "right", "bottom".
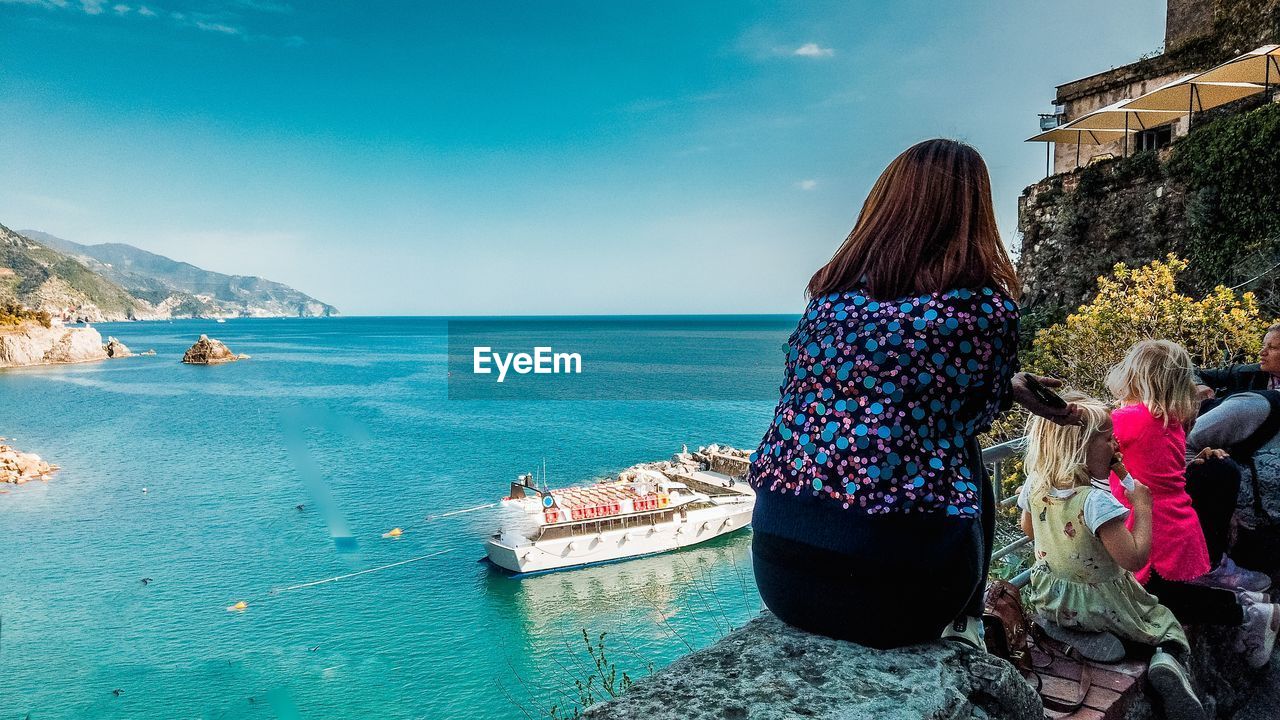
[
  {"left": 0, "top": 439, "right": 60, "bottom": 484},
  {"left": 182, "top": 334, "right": 240, "bottom": 365},
  {"left": 104, "top": 336, "right": 132, "bottom": 358},
  {"left": 582, "top": 612, "right": 1043, "bottom": 720}
]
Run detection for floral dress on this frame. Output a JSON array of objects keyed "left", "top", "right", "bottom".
[{"left": 1024, "top": 480, "right": 1189, "bottom": 654}]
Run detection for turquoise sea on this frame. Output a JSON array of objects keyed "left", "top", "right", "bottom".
[{"left": 0, "top": 316, "right": 793, "bottom": 719}]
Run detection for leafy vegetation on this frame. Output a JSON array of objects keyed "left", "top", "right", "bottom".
[
  {"left": 546, "top": 631, "right": 642, "bottom": 720},
  {"left": 0, "top": 302, "right": 52, "bottom": 328},
  {"left": 1167, "top": 102, "right": 1280, "bottom": 296},
  {"left": 1028, "top": 254, "right": 1266, "bottom": 399}
]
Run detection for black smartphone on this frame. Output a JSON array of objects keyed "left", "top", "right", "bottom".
[{"left": 1023, "top": 374, "right": 1068, "bottom": 410}]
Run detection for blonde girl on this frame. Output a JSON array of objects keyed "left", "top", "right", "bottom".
[
  {"left": 1018, "top": 393, "right": 1202, "bottom": 719},
  {"left": 1107, "top": 339, "right": 1277, "bottom": 668}
]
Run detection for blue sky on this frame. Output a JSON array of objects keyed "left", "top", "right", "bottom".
[{"left": 0, "top": 0, "right": 1167, "bottom": 315}]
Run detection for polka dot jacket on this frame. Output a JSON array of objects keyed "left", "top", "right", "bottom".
[{"left": 748, "top": 285, "right": 1019, "bottom": 516}]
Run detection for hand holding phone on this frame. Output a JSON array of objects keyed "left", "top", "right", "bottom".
[{"left": 1023, "top": 374, "right": 1068, "bottom": 410}]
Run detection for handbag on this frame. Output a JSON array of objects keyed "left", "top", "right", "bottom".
[
  {"left": 982, "top": 579, "right": 1032, "bottom": 672},
  {"left": 981, "top": 579, "right": 1093, "bottom": 714}
]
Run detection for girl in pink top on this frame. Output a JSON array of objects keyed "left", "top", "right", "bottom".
[
  {"left": 1107, "top": 340, "right": 1277, "bottom": 666},
  {"left": 1110, "top": 400, "right": 1207, "bottom": 583}
]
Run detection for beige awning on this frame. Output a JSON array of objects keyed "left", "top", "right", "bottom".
[
  {"left": 1122, "top": 74, "right": 1264, "bottom": 112},
  {"left": 1026, "top": 127, "right": 1133, "bottom": 144},
  {"left": 1061, "top": 99, "right": 1185, "bottom": 131},
  {"left": 1194, "top": 45, "right": 1280, "bottom": 85}
]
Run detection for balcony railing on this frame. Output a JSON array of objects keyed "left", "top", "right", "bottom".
[{"left": 982, "top": 436, "right": 1033, "bottom": 587}]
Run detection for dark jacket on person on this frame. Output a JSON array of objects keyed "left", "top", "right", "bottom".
[
  {"left": 1196, "top": 363, "right": 1274, "bottom": 397},
  {"left": 747, "top": 284, "right": 1019, "bottom": 523}
]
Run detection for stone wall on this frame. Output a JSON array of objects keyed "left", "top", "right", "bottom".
[
  {"left": 1018, "top": 150, "right": 1185, "bottom": 325},
  {"left": 1166, "top": 0, "right": 1218, "bottom": 51},
  {"left": 706, "top": 453, "right": 750, "bottom": 478}
]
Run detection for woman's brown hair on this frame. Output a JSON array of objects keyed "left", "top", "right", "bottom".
[{"left": 807, "top": 139, "right": 1020, "bottom": 300}]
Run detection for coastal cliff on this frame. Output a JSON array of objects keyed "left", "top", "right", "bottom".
[
  {"left": 0, "top": 322, "right": 108, "bottom": 368},
  {"left": 1, "top": 222, "right": 338, "bottom": 320},
  {"left": 19, "top": 228, "right": 339, "bottom": 319}
]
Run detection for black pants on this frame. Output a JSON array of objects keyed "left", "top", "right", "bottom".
[
  {"left": 1233, "top": 525, "right": 1280, "bottom": 577},
  {"left": 1145, "top": 569, "right": 1243, "bottom": 626},
  {"left": 751, "top": 441, "right": 993, "bottom": 648},
  {"left": 1185, "top": 456, "right": 1242, "bottom": 563}
]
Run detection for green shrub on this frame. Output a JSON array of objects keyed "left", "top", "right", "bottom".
[{"left": 1167, "top": 103, "right": 1280, "bottom": 291}]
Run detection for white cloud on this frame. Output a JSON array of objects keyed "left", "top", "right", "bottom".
[
  {"left": 237, "top": 0, "right": 292, "bottom": 13},
  {"left": 796, "top": 179, "right": 818, "bottom": 191},
  {"left": 0, "top": 0, "right": 71, "bottom": 8},
  {"left": 195, "top": 20, "right": 241, "bottom": 35},
  {"left": 793, "top": 43, "right": 834, "bottom": 58},
  {"left": 4, "top": 0, "right": 269, "bottom": 40}
]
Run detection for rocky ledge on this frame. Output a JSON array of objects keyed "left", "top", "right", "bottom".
[
  {"left": 0, "top": 322, "right": 107, "bottom": 367},
  {"left": 583, "top": 612, "right": 1280, "bottom": 720},
  {"left": 0, "top": 439, "right": 59, "bottom": 484},
  {"left": 583, "top": 612, "right": 1041, "bottom": 720},
  {"left": 182, "top": 334, "right": 248, "bottom": 365}
]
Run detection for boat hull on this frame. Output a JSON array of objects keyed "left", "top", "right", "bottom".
[{"left": 484, "top": 502, "right": 753, "bottom": 575}]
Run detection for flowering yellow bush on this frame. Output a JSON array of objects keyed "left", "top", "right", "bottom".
[{"left": 1027, "top": 254, "right": 1266, "bottom": 400}]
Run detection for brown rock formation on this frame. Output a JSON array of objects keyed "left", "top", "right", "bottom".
[
  {"left": 181, "top": 334, "right": 240, "bottom": 365},
  {"left": 0, "top": 439, "right": 59, "bottom": 484},
  {"left": 104, "top": 336, "right": 132, "bottom": 358}
]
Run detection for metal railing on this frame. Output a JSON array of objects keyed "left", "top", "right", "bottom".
[{"left": 981, "top": 437, "right": 1033, "bottom": 587}]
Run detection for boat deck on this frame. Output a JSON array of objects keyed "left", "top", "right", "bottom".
[{"left": 663, "top": 469, "right": 751, "bottom": 498}]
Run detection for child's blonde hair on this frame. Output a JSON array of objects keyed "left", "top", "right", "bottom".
[
  {"left": 1105, "top": 339, "right": 1198, "bottom": 426},
  {"left": 1023, "top": 391, "right": 1113, "bottom": 499}
]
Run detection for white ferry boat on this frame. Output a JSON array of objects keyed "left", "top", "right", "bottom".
[{"left": 484, "top": 446, "right": 755, "bottom": 575}]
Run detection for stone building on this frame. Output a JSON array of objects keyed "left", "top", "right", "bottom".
[
  {"left": 1017, "top": 0, "right": 1280, "bottom": 323},
  {"left": 1048, "top": 0, "right": 1280, "bottom": 173}
]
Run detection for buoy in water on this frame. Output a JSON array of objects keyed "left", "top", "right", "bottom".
[
  {"left": 382, "top": 527, "right": 403, "bottom": 538},
  {"left": 227, "top": 600, "right": 248, "bottom": 612}
]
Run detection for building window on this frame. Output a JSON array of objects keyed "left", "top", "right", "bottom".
[{"left": 1137, "top": 124, "right": 1174, "bottom": 152}]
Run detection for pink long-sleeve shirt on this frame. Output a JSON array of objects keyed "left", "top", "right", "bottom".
[{"left": 1109, "top": 403, "right": 1211, "bottom": 583}]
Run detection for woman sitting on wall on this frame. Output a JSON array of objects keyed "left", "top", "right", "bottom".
[{"left": 746, "top": 138, "right": 1076, "bottom": 649}]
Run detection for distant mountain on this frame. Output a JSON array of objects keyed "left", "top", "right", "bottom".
[
  {"left": 0, "top": 222, "right": 142, "bottom": 321},
  {"left": 20, "top": 229, "right": 337, "bottom": 319}
]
